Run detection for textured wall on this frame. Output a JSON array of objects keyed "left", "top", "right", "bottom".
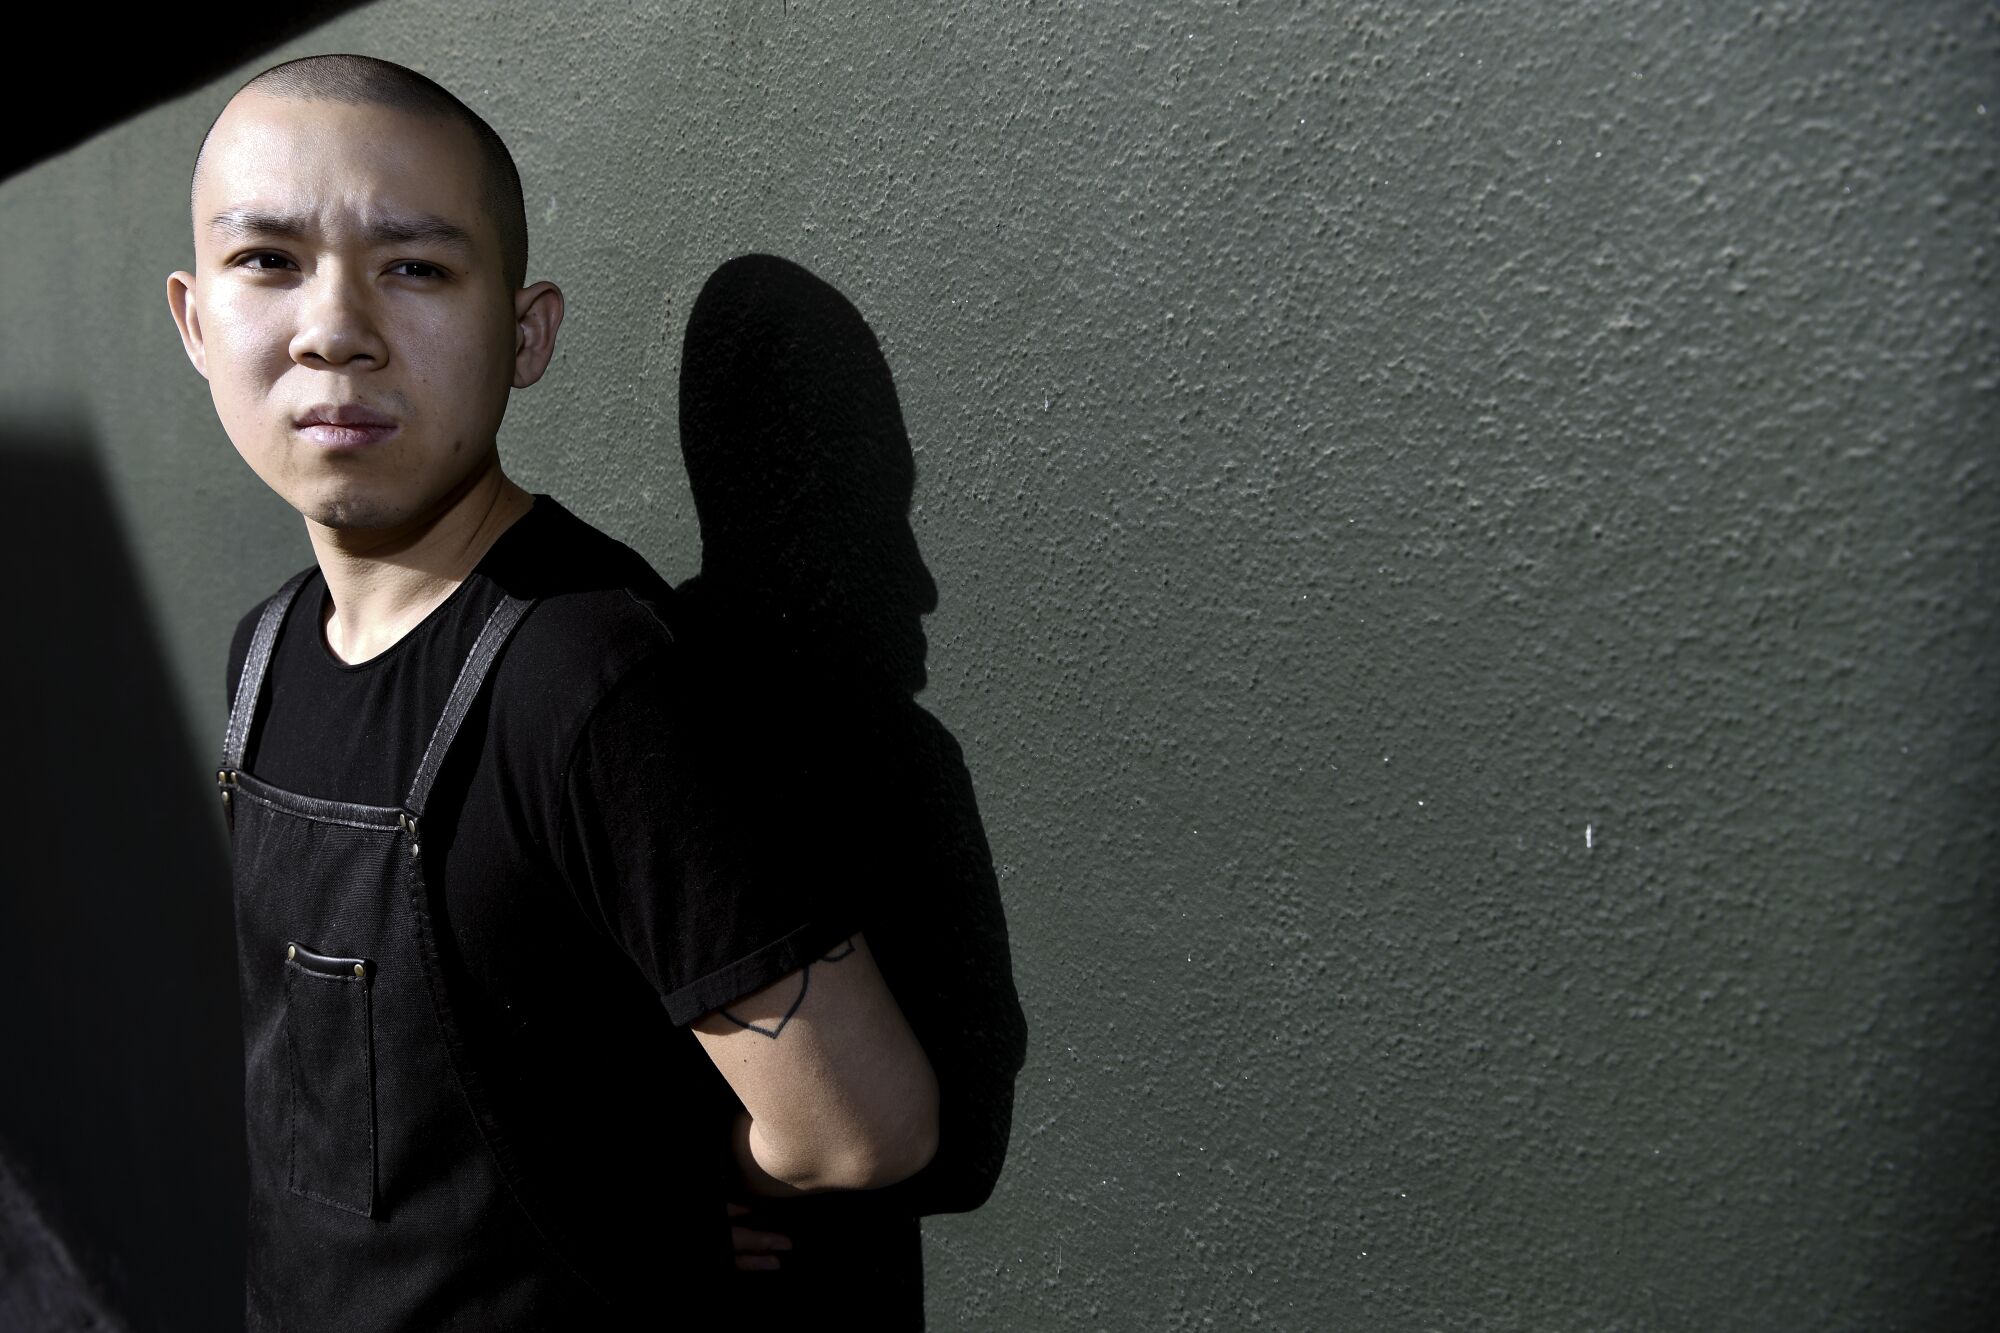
[{"left": 3, "top": 2, "right": 1995, "bottom": 1328}]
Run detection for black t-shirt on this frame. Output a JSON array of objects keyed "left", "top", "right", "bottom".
[{"left": 224, "top": 492, "right": 865, "bottom": 1309}]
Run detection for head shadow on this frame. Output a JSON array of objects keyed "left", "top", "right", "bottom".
[{"left": 676, "top": 253, "right": 938, "bottom": 696}]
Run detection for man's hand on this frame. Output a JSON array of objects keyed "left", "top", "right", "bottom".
[
  {"left": 727, "top": 1200, "right": 792, "bottom": 1273},
  {"left": 693, "top": 932, "right": 939, "bottom": 1193}
]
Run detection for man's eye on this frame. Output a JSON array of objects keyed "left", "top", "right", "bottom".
[
  {"left": 239, "top": 252, "right": 295, "bottom": 271},
  {"left": 390, "top": 261, "right": 444, "bottom": 278}
]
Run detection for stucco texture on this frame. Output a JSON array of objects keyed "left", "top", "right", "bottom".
[{"left": 2, "top": 2, "right": 1995, "bottom": 1329}]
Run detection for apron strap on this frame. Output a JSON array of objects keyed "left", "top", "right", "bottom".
[
  {"left": 404, "top": 593, "right": 537, "bottom": 820},
  {"left": 220, "top": 566, "right": 317, "bottom": 772}
]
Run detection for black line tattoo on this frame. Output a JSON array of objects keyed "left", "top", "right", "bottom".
[{"left": 719, "top": 937, "right": 857, "bottom": 1039}]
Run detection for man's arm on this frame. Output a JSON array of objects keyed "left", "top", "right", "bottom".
[{"left": 693, "top": 932, "right": 938, "bottom": 1194}]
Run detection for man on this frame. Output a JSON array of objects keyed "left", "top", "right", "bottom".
[{"left": 166, "top": 53, "right": 938, "bottom": 1328}]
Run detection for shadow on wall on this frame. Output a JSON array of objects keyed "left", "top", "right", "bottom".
[
  {"left": 0, "top": 429, "right": 246, "bottom": 1333},
  {"left": 0, "top": 2, "right": 375, "bottom": 181},
  {"left": 673, "top": 255, "right": 1030, "bottom": 1321}
]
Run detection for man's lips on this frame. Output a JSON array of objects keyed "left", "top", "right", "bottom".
[
  {"left": 296, "top": 421, "right": 399, "bottom": 446},
  {"left": 294, "top": 405, "right": 399, "bottom": 447}
]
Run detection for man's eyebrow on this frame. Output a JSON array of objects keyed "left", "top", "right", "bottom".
[
  {"left": 207, "top": 208, "right": 306, "bottom": 240},
  {"left": 365, "top": 212, "right": 478, "bottom": 253},
  {"left": 206, "top": 208, "right": 477, "bottom": 254}
]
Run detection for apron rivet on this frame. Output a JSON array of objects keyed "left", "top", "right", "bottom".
[
  {"left": 286, "top": 944, "right": 296, "bottom": 961},
  {"left": 353, "top": 963, "right": 366, "bottom": 979}
]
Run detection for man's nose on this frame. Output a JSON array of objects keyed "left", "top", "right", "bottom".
[{"left": 289, "top": 266, "right": 388, "bottom": 368}]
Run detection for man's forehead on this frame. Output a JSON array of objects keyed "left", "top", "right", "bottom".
[{"left": 194, "top": 92, "right": 484, "bottom": 231}]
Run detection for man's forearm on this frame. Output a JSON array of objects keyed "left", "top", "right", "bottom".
[{"left": 729, "top": 1102, "right": 937, "bottom": 1196}]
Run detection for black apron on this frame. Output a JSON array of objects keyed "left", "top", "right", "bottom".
[{"left": 216, "top": 568, "right": 622, "bottom": 1330}]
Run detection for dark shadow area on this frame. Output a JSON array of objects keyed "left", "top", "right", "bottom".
[
  {"left": 0, "top": 430, "right": 247, "bottom": 1332},
  {"left": 0, "top": 1147, "right": 127, "bottom": 1332},
  {"left": 674, "top": 254, "right": 1029, "bottom": 1324},
  {"left": 1, "top": 4, "right": 373, "bottom": 182}
]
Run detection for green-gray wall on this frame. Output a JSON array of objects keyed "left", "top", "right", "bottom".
[{"left": 4, "top": 3, "right": 1994, "bottom": 1328}]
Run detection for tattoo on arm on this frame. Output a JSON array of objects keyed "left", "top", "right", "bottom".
[{"left": 718, "top": 937, "right": 857, "bottom": 1039}]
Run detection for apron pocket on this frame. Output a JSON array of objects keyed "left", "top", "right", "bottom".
[{"left": 283, "top": 943, "right": 377, "bottom": 1216}]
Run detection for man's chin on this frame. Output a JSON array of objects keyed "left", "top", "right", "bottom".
[
  {"left": 269, "top": 451, "right": 501, "bottom": 538},
  {"left": 287, "top": 481, "right": 420, "bottom": 535}
]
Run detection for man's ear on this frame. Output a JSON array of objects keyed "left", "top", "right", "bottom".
[
  {"left": 511, "top": 280, "right": 565, "bottom": 389},
  {"left": 167, "top": 270, "right": 208, "bottom": 379}
]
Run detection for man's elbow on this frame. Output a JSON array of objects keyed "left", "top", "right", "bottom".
[
  {"left": 823, "top": 1092, "right": 939, "bottom": 1191},
  {"left": 812, "top": 1058, "right": 941, "bottom": 1188},
  {"left": 862, "top": 1104, "right": 940, "bottom": 1189}
]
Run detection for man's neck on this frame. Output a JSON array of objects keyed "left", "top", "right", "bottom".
[{"left": 308, "top": 466, "right": 537, "bottom": 667}]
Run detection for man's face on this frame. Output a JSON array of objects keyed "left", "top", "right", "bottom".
[{"left": 170, "top": 92, "right": 534, "bottom": 531}]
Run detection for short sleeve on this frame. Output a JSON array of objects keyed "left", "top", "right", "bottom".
[{"left": 553, "top": 647, "right": 869, "bottom": 1025}]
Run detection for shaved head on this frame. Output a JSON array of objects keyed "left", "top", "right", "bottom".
[{"left": 191, "top": 54, "right": 528, "bottom": 289}]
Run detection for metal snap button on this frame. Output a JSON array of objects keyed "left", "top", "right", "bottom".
[
  {"left": 353, "top": 963, "right": 365, "bottom": 978},
  {"left": 286, "top": 944, "right": 296, "bottom": 961}
]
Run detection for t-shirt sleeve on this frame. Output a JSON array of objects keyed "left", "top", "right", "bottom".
[{"left": 553, "top": 647, "right": 869, "bottom": 1025}]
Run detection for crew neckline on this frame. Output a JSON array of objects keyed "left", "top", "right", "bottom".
[{"left": 310, "top": 493, "right": 547, "bottom": 673}]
